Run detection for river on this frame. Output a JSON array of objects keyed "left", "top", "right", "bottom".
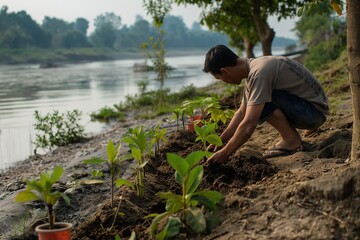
[{"left": 0, "top": 54, "right": 215, "bottom": 170}]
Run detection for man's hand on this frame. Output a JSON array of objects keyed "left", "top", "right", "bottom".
[{"left": 206, "top": 149, "right": 229, "bottom": 164}]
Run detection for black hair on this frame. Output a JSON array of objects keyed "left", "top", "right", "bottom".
[{"left": 203, "top": 45, "right": 239, "bottom": 74}]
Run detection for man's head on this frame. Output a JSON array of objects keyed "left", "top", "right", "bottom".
[
  {"left": 203, "top": 45, "right": 245, "bottom": 85},
  {"left": 203, "top": 45, "right": 239, "bottom": 74}
]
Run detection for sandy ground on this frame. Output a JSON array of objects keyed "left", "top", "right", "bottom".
[{"left": 0, "top": 86, "right": 359, "bottom": 239}]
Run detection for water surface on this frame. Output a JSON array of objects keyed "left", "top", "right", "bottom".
[{"left": 0, "top": 54, "right": 215, "bottom": 169}]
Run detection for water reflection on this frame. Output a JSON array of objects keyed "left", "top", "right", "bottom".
[{"left": 0, "top": 55, "right": 214, "bottom": 169}]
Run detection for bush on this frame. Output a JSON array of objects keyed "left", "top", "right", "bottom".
[
  {"left": 34, "top": 109, "right": 85, "bottom": 150},
  {"left": 90, "top": 106, "right": 124, "bottom": 122}
]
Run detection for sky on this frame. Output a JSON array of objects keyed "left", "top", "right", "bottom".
[{"left": 0, "top": 0, "right": 298, "bottom": 39}]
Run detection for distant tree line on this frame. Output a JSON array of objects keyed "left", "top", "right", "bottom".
[{"left": 0, "top": 6, "right": 229, "bottom": 50}]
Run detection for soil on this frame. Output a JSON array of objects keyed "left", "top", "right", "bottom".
[{"left": 1, "top": 85, "right": 359, "bottom": 240}]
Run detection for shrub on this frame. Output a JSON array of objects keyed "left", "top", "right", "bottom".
[{"left": 34, "top": 109, "right": 85, "bottom": 150}]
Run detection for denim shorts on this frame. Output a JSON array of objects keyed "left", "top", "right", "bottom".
[{"left": 259, "top": 90, "right": 326, "bottom": 129}]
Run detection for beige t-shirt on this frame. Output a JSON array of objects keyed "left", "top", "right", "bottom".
[{"left": 243, "top": 56, "right": 330, "bottom": 115}]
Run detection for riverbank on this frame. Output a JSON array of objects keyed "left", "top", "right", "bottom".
[
  {"left": 1, "top": 52, "right": 359, "bottom": 239},
  {"left": 0, "top": 47, "right": 208, "bottom": 65},
  {"left": 0, "top": 84, "right": 359, "bottom": 239}
]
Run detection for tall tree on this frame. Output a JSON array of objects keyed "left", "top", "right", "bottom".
[
  {"left": 346, "top": 0, "right": 360, "bottom": 161},
  {"left": 173, "top": 0, "right": 301, "bottom": 56},
  {"left": 74, "top": 18, "right": 89, "bottom": 35}
]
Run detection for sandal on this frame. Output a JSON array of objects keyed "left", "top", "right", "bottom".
[{"left": 263, "top": 145, "right": 303, "bottom": 158}]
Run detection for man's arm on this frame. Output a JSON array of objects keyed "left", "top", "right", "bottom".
[
  {"left": 207, "top": 103, "right": 265, "bottom": 164},
  {"left": 219, "top": 101, "right": 246, "bottom": 143}
]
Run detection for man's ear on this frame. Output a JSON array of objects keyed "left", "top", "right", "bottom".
[{"left": 220, "top": 67, "right": 229, "bottom": 76}]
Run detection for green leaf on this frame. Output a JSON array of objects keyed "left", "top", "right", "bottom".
[
  {"left": 83, "top": 157, "right": 107, "bottom": 165},
  {"left": 185, "top": 208, "right": 206, "bottom": 234},
  {"left": 156, "top": 217, "right": 181, "bottom": 240},
  {"left": 15, "top": 191, "right": 39, "bottom": 202},
  {"left": 106, "top": 139, "right": 117, "bottom": 162},
  {"left": 207, "top": 134, "right": 222, "bottom": 146},
  {"left": 131, "top": 147, "right": 141, "bottom": 161},
  {"left": 192, "top": 191, "right": 224, "bottom": 210},
  {"left": 115, "top": 178, "right": 135, "bottom": 190},
  {"left": 50, "top": 166, "right": 64, "bottom": 184},
  {"left": 114, "top": 234, "right": 121, "bottom": 240},
  {"left": 174, "top": 171, "right": 182, "bottom": 186},
  {"left": 149, "top": 212, "right": 173, "bottom": 237},
  {"left": 166, "top": 153, "right": 188, "bottom": 177},
  {"left": 185, "top": 165, "right": 203, "bottom": 195},
  {"left": 185, "top": 151, "right": 211, "bottom": 169}
]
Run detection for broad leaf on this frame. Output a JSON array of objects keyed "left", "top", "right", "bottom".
[
  {"left": 15, "top": 191, "right": 39, "bottom": 202},
  {"left": 185, "top": 165, "right": 203, "bottom": 195},
  {"left": 106, "top": 139, "right": 117, "bottom": 162},
  {"left": 207, "top": 134, "right": 222, "bottom": 146},
  {"left": 115, "top": 178, "right": 135, "bottom": 190},
  {"left": 174, "top": 171, "right": 182, "bottom": 186},
  {"left": 192, "top": 191, "right": 224, "bottom": 210},
  {"left": 166, "top": 153, "right": 188, "bottom": 177},
  {"left": 50, "top": 166, "right": 64, "bottom": 184},
  {"left": 149, "top": 212, "right": 173, "bottom": 237},
  {"left": 185, "top": 151, "right": 211, "bottom": 168},
  {"left": 185, "top": 208, "right": 206, "bottom": 234},
  {"left": 156, "top": 217, "right": 181, "bottom": 240}
]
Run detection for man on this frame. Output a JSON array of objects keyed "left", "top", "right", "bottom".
[{"left": 204, "top": 45, "right": 329, "bottom": 164}]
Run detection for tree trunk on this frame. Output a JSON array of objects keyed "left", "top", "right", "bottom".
[
  {"left": 244, "top": 38, "right": 255, "bottom": 58},
  {"left": 252, "top": 0, "right": 275, "bottom": 56},
  {"left": 347, "top": 0, "right": 360, "bottom": 162}
]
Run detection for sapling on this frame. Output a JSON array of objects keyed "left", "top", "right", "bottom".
[
  {"left": 146, "top": 151, "right": 223, "bottom": 239},
  {"left": 123, "top": 126, "right": 155, "bottom": 197},
  {"left": 151, "top": 124, "right": 168, "bottom": 156},
  {"left": 15, "top": 166, "right": 70, "bottom": 230},
  {"left": 83, "top": 139, "right": 133, "bottom": 207},
  {"left": 194, "top": 123, "right": 223, "bottom": 150}
]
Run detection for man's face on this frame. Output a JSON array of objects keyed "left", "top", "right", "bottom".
[{"left": 211, "top": 68, "right": 241, "bottom": 85}]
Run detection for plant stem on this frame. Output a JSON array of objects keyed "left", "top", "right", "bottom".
[
  {"left": 47, "top": 204, "right": 54, "bottom": 229},
  {"left": 110, "top": 195, "right": 123, "bottom": 230}
]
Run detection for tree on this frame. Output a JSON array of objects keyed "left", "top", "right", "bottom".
[
  {"left": 74, "top": 18, "right": 89, "bottom": 35},
  {"left": 91, "top": 12, "right": 122, "bottom": 48},
  {"left": 94, "top": 12, "right": 121, "bottom": 30},
  {"left": 299, "top": 0, "right": 360, "bottom": 161},
  {"left": 346, "top": 0, "right": 360, "bottom": 161},
  {"left": 173, "top": 0, "right": 301, "bottom": 56}
]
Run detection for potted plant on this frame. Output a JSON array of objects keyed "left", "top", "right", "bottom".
[{"left": 15, "top": 166, "right": 72, "bottom": 240}]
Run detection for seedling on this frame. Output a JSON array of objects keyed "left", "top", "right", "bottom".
[
  {"left": 123, "top": 126, "right": 155, "bottom": 197},
  {"left": 150, "top": 124, "right": 168, "bottom": 156},
  {"left": 15, "top": 166, "right": 70, "bottom": 229},
  {"left": 194, "top": 123, "right": 223, "bottom": 150},
  {"left": 83, "top": 139, "right": 134, "bottom": 207},
  {"left": 147, "top": 151, "right": 223, "bottom": 239}
]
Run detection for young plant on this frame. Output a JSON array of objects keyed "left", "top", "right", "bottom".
[
  {"left": 147, "top": 151, "right": 223, "bottom": 239},
  {"left": 194, "top": 123, "right": 223, "bottom": 150},
  {"left": 83, "top": 139, "right": 133, "bottom": 208},
  {"left": 34, "top": 109, "right": 85, "bottom": 150},
  {"left": 150, "top": 124, "right": 168, "bottom": 156},
  {"left": 15, "top": 166, "right": 70, "bottom": 230},
  {"left": 172, "top": 107, "right": 181, "bottom": 131},
  {"left": 123, "top": 126, "right": 155, "bottom": 197}
]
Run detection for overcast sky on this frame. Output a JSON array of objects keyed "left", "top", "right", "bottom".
[{"left": 1, "top": 0, "right": 298, "bottom": 39}]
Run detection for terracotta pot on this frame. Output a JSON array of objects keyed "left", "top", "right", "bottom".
[
  {"left": 35, "top": 222, "right": 72, "bottom": 240},
  {"left": 187, "top": 115, "right": 202, "bottom": 132}
]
